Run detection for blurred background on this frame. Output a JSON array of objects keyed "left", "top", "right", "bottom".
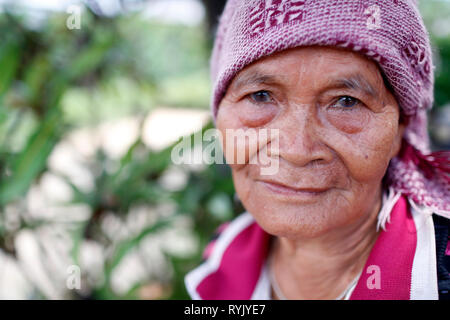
[{"left": 0, "top": 0, "right": 448, "bottom": 300}]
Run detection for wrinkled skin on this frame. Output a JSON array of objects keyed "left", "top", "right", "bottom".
[{"left": 216, "top": 46, "right": 406, "bottom": 299}]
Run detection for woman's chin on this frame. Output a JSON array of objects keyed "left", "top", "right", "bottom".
[{"left": 246, "top": 201, "right": 351, "bottom": 240}]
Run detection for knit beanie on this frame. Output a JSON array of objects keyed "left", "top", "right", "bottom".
[{"left": 210, "top": 0, "right": 450, "bottom": 217}]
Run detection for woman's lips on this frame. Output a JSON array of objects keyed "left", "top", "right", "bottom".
[{"left": 257, "top": 180, "right": 330, "bottom": 199}]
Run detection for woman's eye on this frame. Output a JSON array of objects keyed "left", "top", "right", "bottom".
[
  {"left": 333, "top": 96, "right": 360, "bottom": 109},
  {"left": 248, "top": 90, "right": 272, "bottom": 103}
]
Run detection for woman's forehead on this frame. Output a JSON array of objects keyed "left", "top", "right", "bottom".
[
  {"left": 229, "top": 46, "right": 384, "bottom": 93},
  {"left": 238, "top": 46, "right": 379, "bottom": 77}
]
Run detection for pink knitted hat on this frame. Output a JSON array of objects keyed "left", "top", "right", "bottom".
[{"left": 210, "top": 0, "right": 450, "bottom": 217}]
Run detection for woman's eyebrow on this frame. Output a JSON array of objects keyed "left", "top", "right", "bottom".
[
  {"left": 326, "top": 74, "right": 379, "bottom": 98},
  {"left": 231, "top": 71, "right": 283, "bottom": 90},
  {"left": 231, "top": 71, "right": 379, "bottom": 99}
]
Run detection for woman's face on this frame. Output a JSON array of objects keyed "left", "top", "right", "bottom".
[{"left": 216, "top": 46, "right": 405, "bottom": 239}]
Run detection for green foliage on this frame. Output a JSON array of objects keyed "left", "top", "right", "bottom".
[
  {"left": 0, "top": 5, "right": 228, "bottom": 300},
  {"left": 0, "top": 108, "right": 62, "bottom": 204},
  {"left": 434, "top": 38, "right": 450, "bottom": 108}
]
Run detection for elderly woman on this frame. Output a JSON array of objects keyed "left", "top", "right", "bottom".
[{"left": 185, "top": 0, "right": 450, "bottom": 300}]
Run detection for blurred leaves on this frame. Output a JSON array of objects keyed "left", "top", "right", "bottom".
[
  {"left": 0, "top": 35, "right": 21, "bottom": 101},
  {"left": 434, "top": 38, "right": 450, "bottom": 108},
  {"left": 0, "top": 3, "right": 225, "bottom": 300},
  {"left": 0, "top": 108, "right": 62, "bottom": 205}
]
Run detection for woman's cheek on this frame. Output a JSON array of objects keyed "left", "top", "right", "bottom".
[
  {"left": 238, "top": 101, "right": 278, "bottom": 127},
  {"left": 221, "top": 131, "right": 249, "bottom": 168},
  {"left": 325, "top": 108, "right": 371, "bottom": 134},
  {"left": 218, "top": 101, "right": 278, "bottom": 167},
  {"left": 221, "top": 127, "right": 274, "bottom": 169},
  {"left": 322, "top": 111, "right": 396, "bottom": 184},
  {"left": 336, "top": 130, "right": 396, "bottom": 183}
]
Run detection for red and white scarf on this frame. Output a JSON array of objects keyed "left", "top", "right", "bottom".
[{"left": 185, "top": 194, "right": 440, "bottom": 300}]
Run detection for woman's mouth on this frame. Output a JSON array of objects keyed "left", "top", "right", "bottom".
[{"left": 257, "top": 180, "right": 330, "bottom": 200}]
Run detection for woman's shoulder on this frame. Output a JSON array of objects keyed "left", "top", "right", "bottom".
[
  {"left": 185, "top": 212, "right": 271, "bottom": 299},
  {"left": 202, "top": 212, "right": 256, "bottom": 260}
]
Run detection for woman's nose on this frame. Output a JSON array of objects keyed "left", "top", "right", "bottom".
[{"left": 277, "top": 107, "right": 333, "bottom": 167}]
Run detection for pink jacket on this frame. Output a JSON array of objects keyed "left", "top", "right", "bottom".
[{"left": 185, "top": 195, "right": 442, "bottom": 300}]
